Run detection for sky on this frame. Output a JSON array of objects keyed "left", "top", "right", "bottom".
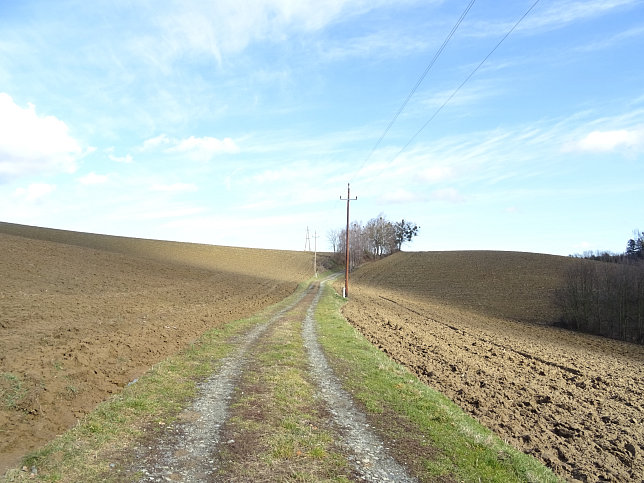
[{"left": 1, "top": 0, "right": 643, "bottom": 256}]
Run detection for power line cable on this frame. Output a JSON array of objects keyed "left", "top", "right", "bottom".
[
  {"left": 354, "top": 0, "right": 477, "bottom": 179},
  {"left": 391, "top": 0, "right": 541, "bottom": 162}
]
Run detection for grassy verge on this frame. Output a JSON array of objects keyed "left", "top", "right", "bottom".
[
  {"left": 2, "top": 285, "right": 310, "bottom": 482},
  {"left": 315, "top": 283, "right": 562, "bottom": 483}
]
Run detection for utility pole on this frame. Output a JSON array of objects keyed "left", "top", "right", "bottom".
[
  {"left": 313, "top": 230, "right": 320, "bottom": 277},
  {"left": 304, "top": 226, "right": 311, "bottom": 252},
  {"left": 340, "top": 183, "right": 357, "bottom": 297}
]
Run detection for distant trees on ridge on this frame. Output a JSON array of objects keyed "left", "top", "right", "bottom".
[
  {"left": 557, "top": 229, "right": 644, "bottom": 344},
  {"left": 328, "top": 215, "right": 419, "bottom": 271}
]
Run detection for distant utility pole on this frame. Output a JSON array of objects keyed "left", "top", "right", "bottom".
[
  {"left": 313, "top": 230, "right": 320, "bottom": 278},
  {"left": 304, "top": 226, "right": 311, "bottom": 251},
  {"left": 340, "top": 183, "right": 357, "bottom": 297}
]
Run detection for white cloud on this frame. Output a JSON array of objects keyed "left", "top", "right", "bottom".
[
  {"left": 0, "top": 93, "right": 83, "bottom": 178},
  {"left": 168, "top": 136, "right": 239, "bottom": 158},
  {"left": 576, "top": 129, "right": 643, "bottom": 152},
  {"left": 142, "top": 134, "right": 239, "bottom": 162},
  {"left": 108, "top": 153, "right": 133, "bottom": 163},
  {"left": 150, "top": 183, "right": 198, "bottom": 192},
  {"left": 78, "top": 172, "right": 109, "bottom": 185},
  {"left": 14, "top": 183, "right": 56, "bottom": 201},
  {"left": 141, "top": 134, "right": 171, "bottom": 150}
]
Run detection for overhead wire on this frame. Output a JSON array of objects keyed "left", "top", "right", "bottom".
[
  {"left": 352, "top": 0, "right": 477, "bottom": 181},
  {"left": 390, "top": 0, "right": 541, "bottom": 162}
]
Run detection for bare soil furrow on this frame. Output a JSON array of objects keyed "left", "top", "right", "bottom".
[{"left": 342, "top": 286, "right": 644, "bottom": 482}]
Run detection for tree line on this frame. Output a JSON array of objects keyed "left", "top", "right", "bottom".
[
  {"left": 570, "top": 230, "right": 644, "bottom": 262},
  {"left": 327, "top": 215, "right": 419, "bottom": 271},
  {"left": 556, "top": 230, "right": 644, "bottom": 344}
]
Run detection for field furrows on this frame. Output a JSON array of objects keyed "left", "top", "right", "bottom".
[
  {"left": 115, "top": 282, "right": 416, "bottom": 482},
  {"left": 0, "top": 230, "right": 314, "bottom": 473},
  {"left": 342, "top": 287, "right": 644, "bottom": 482}
]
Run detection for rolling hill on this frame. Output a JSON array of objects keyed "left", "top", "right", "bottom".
[{"left": 0, "top": 222, "right": 316, "bottom": 472}]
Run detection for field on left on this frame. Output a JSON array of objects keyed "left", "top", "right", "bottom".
[{"left": 0, "top": 223, "right": 315, "bottom": 473}]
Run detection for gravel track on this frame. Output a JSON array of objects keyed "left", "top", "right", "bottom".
[
  {"left": 126, "top": 280, "right": 413, "bottom": 482},
  {"left": 128, "top": 289, "right": 309, "bottom": 482},
  {"left": 303, "top": 285, "right": 416, "bottom": 482}
]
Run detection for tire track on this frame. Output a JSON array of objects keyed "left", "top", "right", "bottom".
[
  {"left": 128, "top": 288, "right": 310, "bottom": 482},
  {"left": 304, "top": 285, "right": 416, "bottom": 482}
]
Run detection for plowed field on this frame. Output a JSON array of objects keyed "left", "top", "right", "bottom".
[
  {"left": 0, "top": 223, "right": 315, "bottom": 473},
  {"left": 340, "top": 252, "right": 644, "bottom": 482}
]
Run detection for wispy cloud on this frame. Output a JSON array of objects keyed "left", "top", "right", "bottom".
[
  {"left": 129, "top": 0, "right": 418, "bottom": 68},
  {"left": 575, "top": 24, "right": 644, "bottom": 52},
  {"left": 520, "top": 0, "right": 638, "bottom": 32},
  {"left": 319, "top": 30, "right": 430, "bottom": 62},
  {"left": 465, "top": 0, "right": 639, "bottom": 38},
  {"left": 142, "top": 134, "right": 240, "bottom": 162}
]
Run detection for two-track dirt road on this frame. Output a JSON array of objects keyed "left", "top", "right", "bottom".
[{"left": 114, "top": 280, "right": 416, "bottom": 482}]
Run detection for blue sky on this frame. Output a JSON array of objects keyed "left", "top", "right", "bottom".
[{"left": 1, "top": 0, "right": 643, "bottom": 255}]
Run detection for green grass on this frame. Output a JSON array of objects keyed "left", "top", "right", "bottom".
[
  {"left": 1, "top": 373, "right": 27, "bottom": 410},
  {"left": 314, "top": 283, "right": 562, "bottom": 483}
]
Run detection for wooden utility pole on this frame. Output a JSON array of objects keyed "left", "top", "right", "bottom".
[
  {"left": 313, "top": 230, "right": 319, "bottom": 277},
  {"left": 304, "top": 226, "right": 311, "bottom": 251},
  {"left": 340, "top": 183, "right": 357, "bottom": 297}
]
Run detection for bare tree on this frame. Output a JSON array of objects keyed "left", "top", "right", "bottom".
[
  {"left": 327, "top": 229, "right": 340, "bottom": 253},
  {"left": 365, "top": 215, "right": 396, "bottom": 257}
]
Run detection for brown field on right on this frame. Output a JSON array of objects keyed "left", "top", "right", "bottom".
[{"left": 340, "top": 251, "right": 644, "bottom": 482}]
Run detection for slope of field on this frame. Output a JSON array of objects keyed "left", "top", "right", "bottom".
[
  {"left": 0, "top": 223, "right": 315, "bottom": 473},
  {"left": 340, "top": 251, "right": 644, "bottom": 482},
  {"left": 347, "top": 250, "right": 581, "bottom": 324},
  {"left": 0, "top": 221, "right": 313, "bottom": 283}
]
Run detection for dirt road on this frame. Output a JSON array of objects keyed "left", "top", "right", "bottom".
[{"left": 114, "top": 281, "right": 416, "bottom": 481}]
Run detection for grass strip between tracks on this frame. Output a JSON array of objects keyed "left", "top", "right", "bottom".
[
  {"left": 3, "top": 283, "right": 312, "bottom": 482},
  {"left": 315, "top": 283, "right": 561, "bottom": 483},
  {"left": 214, "top": 284, "right": 352, "bottom": 480}
]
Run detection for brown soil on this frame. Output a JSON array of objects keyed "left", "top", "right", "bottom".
[
  {"left": 0, "top": 223, "right": 316, "bottom": 473},
  {"left": 340, "top": 252, "right": 644, "bottom": 482}
]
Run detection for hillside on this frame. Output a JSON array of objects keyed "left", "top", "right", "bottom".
[
  {"left": 0, "top": 221, "right": 314, "bottom": 283},
  {"left": 0, "top": 223, "right": 315, "bottom": 472},
  {"left": 340, "top": 251, "right": 644, "bottom": 480},
  {"left": 348, "top": 250, "right": 581, "bottom": 325}
]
